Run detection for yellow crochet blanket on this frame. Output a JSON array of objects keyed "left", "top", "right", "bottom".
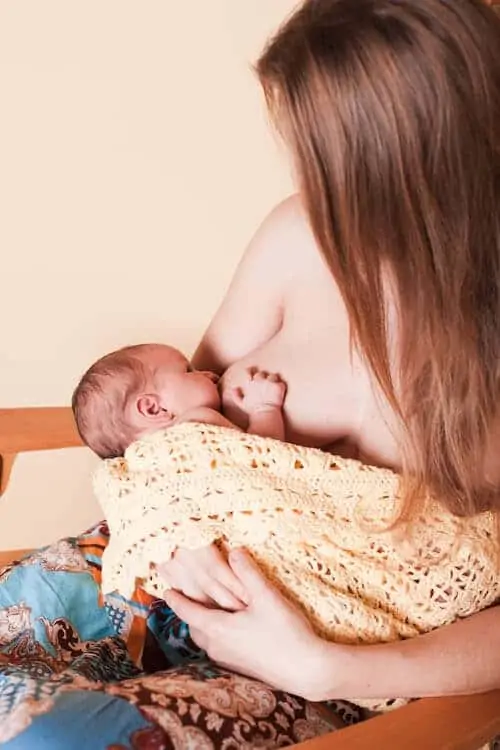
[{"left": 94, "top": 422, "right": 500, "bottom": 711}]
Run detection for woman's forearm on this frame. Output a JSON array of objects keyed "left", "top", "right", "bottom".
[{"left": 314, "top": 606, "right": 500, "bottom": 702}]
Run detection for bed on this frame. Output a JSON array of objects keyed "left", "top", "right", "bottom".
[{"left": 1, "top": 406, "right": 500, "bottom": 749}]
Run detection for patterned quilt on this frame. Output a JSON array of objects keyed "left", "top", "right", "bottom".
[{"left": 0, "top": 522, "right": 354, "bottom": 749}]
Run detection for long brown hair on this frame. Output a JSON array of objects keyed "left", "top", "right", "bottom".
[{"left": 257, "top": 0, "right": 500, "bottom": 518}]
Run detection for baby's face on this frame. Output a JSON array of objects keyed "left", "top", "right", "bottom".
[{"left": 142, "top": 345, "right": 220, "bottom": 417}]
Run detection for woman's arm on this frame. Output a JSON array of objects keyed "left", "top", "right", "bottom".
[
  {"left": 164, "top": 551, "right": 500, "bottom": 702},
  {"left": 192, "top": 195, "right": 303, "bottom": 374},
  {"left": 317, "top": 605, "right": 500, "bottom": 702}
]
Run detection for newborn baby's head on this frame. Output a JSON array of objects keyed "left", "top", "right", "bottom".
[{"left": 72, "top": 343, "right": 220, "bottom": 458}]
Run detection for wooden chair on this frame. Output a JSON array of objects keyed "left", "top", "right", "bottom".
[{"left": 1, "top": 407, "right": 500, "bottom": 748}]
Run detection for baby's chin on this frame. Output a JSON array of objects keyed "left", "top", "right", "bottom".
[{"left": 193, "top": 380, "right": 222, "bottom": 412}]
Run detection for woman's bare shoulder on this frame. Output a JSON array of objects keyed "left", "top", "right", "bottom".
[
  {"left": 266, "top": 192, "right": 304, "bottom": 225},
  {"left": 193, "top": 194, "right": 321, "bottom": 372},
  {"left": 231, "top": 194, "right": 313, "bottom": 275},
  {"left": 268, "top": 195, "right": 333, "bottom": 281},
  {"left": 263, "top": 194, "right": 317, "bottom": 259}
]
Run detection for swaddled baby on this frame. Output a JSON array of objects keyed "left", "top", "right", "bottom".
[
  {"left": 72, "top": 342, "right": 287, "bottom": 459},
  {"left": 73, "top": 343, "right": 500, "bottom": 714}
]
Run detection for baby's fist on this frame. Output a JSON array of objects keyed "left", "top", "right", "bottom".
[{"left": 232, "top": 369, "right": 287, "bottom": 415}]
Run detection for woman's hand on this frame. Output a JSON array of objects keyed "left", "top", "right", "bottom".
[
  {"left": 163, "top": 549, "right": 500, "bottom": 701},
  {"left": 158, "top": 545, "right": 249, "bottom": 611},
  {"left": 163, "top": 549, "right": 328, "bottom": 699}
]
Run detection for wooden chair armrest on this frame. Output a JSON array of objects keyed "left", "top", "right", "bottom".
[
  {"left": 0, "top": 407, "right": 81, "bottom": 454},
  {"left": 0, "top": 407, "right": 82, "bottom": 494},
  {"left": 299, "top": 691, "right": 500, "bottom": 749},
  {"left": 0, "top": 548, "right": 31, "bottom": 566}
]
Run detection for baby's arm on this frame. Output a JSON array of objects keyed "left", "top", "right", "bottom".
[
  {"left": 232, "top": 370, "right": 287, "bottom": 441},
  {"left": 248, "top": 406, "right": 285, "bottom": 441}
]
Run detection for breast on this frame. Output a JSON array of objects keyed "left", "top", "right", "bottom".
[
  {"left": 221, "top": 283, "right": 401, "bottom": 467},
  {"left": 223, "top": 328, "right": 349, "bottom": 443}
]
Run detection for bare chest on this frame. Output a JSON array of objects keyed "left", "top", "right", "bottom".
[{"left": 221, "top": 278, "right": 401, "bottom": 467}]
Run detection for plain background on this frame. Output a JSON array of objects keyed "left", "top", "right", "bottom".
[{"left": 0, "top": 1, "right": 296, "bottom": 548}]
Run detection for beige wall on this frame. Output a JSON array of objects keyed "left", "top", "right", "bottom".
[{"left": 0, "top": 0, "right": 296, "bottom": 548}]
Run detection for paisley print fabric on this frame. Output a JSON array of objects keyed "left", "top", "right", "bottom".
[{"left": 0, "top": 522, "right": 347, "bottom": 748}]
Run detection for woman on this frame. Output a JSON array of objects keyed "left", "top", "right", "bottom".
[{"left": 162, "top": 0, "right": 500, "bottom": 705}]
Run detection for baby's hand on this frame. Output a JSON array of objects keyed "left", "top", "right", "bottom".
[{"left": 232, "top": 369, "right": 287, "bottom": 415}]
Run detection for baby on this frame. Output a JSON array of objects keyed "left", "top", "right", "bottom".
[
  {"left": 75, "top": 345, "right": 500, "bottom": 716},
  {"left": 72, "top": 343, "right": 287, "bottom": 458}
]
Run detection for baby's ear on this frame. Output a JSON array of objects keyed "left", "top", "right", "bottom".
[{"left": 136, "top": 394, "right": 173, "bottom": 424}]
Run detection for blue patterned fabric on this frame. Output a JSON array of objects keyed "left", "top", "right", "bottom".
[{"left": 0, "top": 523, "right": 345, "bottom": 748}]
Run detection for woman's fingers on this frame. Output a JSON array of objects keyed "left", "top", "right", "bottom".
[
  {"left": 160, "top": 545, "right": 249, "bottom": 610},
  {"left": 158, "top": 559, "right": 213, "bottom": 605},
  {"left": 211, "top": 551, "right": 250, "bottom": 605},
  {"left": 163, "top": 590, "right": 221, "bottom": 631},
  {"left": 177, "top": 545, "right": 249, "bottom": 605},
  {"left": 198, "top": 574, "right": 246, "bottom": 611},
  {"left": 228, "top": 549, "right": 271, "bottom": 602}
]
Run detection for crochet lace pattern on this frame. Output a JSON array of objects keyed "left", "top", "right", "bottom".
[{"left": 94, "top": 422, "right": 500, "bottom": 711}]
